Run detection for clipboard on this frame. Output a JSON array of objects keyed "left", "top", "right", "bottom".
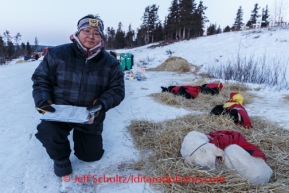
[{"left": 40, "top": 104, "right": 101, "bottom": 124}]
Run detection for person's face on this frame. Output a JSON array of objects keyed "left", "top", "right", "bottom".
[{"left": 78, "top": 27, "right": 101, "bottom": 49}]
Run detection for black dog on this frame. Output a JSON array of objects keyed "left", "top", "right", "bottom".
[
  {"left": 161, "top": 86, "right": 175, "bottom": 93},
  {"left": 200, "top": 84, "right": 220, "bottom": 95}
]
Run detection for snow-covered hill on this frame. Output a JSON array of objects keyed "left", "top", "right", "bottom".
[{"left": 1, "top": 26, "right": 289, "bottom": 193}]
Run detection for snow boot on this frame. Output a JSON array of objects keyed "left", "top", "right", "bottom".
[{"left": 54, "top": 159, "right": 72, "bottom": 177}]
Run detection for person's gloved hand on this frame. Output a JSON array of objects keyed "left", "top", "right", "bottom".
[
  {"left": 36, "top": 100, "right": 55, "bottom": 114},
  {"left": 86, "top": 99, "right": 103, "bottom": 118}
]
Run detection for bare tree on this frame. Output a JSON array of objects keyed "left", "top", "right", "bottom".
[
  {"left": 272, "top": 0, "right": 288, "bottom": 23},
  {"left": 14, "top": 33, "right": 22, "bottom": 56},
  {"left": 14, "top": 33, "right": 22, "bottom": 45},
  {"left": 3, "top": 30, "right": 12, "bottom": 45}
]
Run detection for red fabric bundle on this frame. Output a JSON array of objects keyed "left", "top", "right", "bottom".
[{"left": 207, "top": 130, "right": 266, "bottom": 161}]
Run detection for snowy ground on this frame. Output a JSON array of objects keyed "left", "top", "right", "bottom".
[{"left": 0, "top": 26, "right": 289, "bottom": 193}]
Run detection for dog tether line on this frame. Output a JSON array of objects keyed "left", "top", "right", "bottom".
[{"left": 189, "top": 143, "right": 208, "bottom": 157}]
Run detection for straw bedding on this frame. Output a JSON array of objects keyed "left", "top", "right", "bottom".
[
  {"left": 126, "top": 80, "right": 288, "bottom": 192},
  {"left": 283, "top": 95, "right": 289, "bottom": 101},
  {"left": 148, "top": 57, "right": 199, "bottom": 73},
  {"left": 15, "top": 60, "right": 26, "bottom": 64},
  {"left": 127, "top": 114, "right": 289, "bottom": 192},
  {"left": 150, "top": 82, "right": 256, "bottom": 112}
]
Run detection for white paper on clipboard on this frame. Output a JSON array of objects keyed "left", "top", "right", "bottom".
[{"left": 40, "top": 104, "right": 91, "bottom": 124}]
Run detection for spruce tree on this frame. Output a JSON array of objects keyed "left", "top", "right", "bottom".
[
  {"left": 148, "top": 4, "right": 159, "bottom": 43},
  {"left": 140, "top": 4, "right": 159, "bottom": 44},
  {"left": 141, "top": 6, "right": 150, "bottom": 44},
  {"left": 163, "top": 16, "right": 170, "bottom": 40},
  {"left": 26, "top": 42, "right": 32, "bottom": 56},
  {"left": 153, "top": 21, "right": 164, "bottom": 42},
  {"left": 233, "top": 6, "right": 244, "bottom": 30},
  {"left": 207, "top": 23, "right": 216, "bottom": 35},
  {"left": 21, "top": 42, "right": 26, "bottom": 55},
  {"left": 34, "top": 37, "right": 39, "bottom": 52},
  {"left": 246, "top": 3, "right": 261, "bottom": 27},
  {"left": 216, "top": 25, "right": 222, "bottom": 34},
  {"left": 0, "top": 36, "right": 5, "bottom": 63},
  {"left": 179, "top": 0, "right": 196, "bottom": 39},
  {"left": 105, "top": 27, "right": 116, "bottom": 49},
  {"left": 7, "top": 41, "right": 14, "bottom": 59},
  {"left": 115, "top": 22, "right": 126, "bottom": 49},
  {"left": 135, "top": 27, "right": 146, "bottom": 47},
  {"left": 223, "top": 26, "right": 231, "bottom": 33},
  {"left": 125, "top": 24, "right": 135, "bottom": 48},
  {"left": 193, "top": 1, "right": 208, "bottom": 37},
  {"left": 261, "top": 5, "right": 270, "bottom": 27},
  {"left": 166, "top": 0, "right": 180, "bottom": 40}
]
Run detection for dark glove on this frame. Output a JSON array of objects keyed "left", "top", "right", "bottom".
[
  {"left": 36, "top": 100, "right": 55, "bottom": 114},
  {"left": 86, "top": 99, "right": 104, "bottom": 117}
]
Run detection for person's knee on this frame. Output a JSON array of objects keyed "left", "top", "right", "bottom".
[
  {"left": 75, "top": 149, "right": 104, "bottom": 162},
  {"left": 36, "top": 121, "right": 53, "bottom": 133},
  {"left": 73, "top": 130, "right": 105, "bottom": 162},
  {"left": 35, "top": 121, "right": 55, "bottom": 144},
  {"left": 35, "top": 121, "right": 71, "bottom": 147}
]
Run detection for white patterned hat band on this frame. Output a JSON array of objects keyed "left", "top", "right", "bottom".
[{"left": 78, "top": 18, "right": 104, "bottom": 36}]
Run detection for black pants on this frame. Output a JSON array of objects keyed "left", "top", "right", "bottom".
[{"left": 35, "top": 121, "right": 104, "bottom": 162}]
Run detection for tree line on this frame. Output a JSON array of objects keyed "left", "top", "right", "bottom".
[
  {"left": 105, "top": 0, "right": 288, "bottom": 48},
  {"left": 0, "top": 30, "right": 39, "bottom": 64},
  {"left": 105, "top": 0, "right": 208, "bottom": 49},
  {"left": 206, "top": 0, "right": 287, "bottom": 35}
]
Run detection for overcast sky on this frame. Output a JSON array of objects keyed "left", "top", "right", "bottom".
[{"left": 1, "top": 0, "right": 288, "bottom": 46}]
